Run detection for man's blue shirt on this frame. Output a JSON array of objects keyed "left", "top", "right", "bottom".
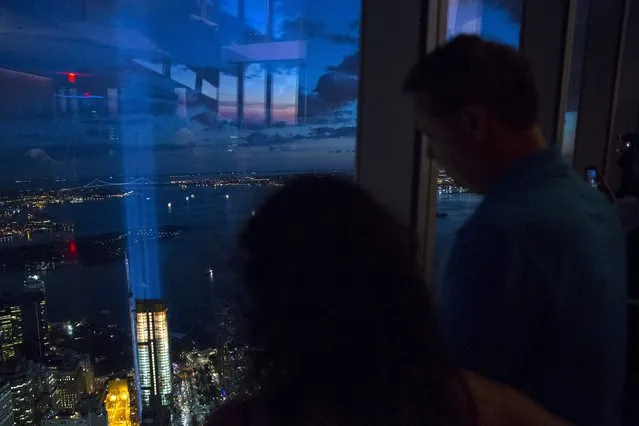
[{"left": 439, "top": 150, "right": 627, "bottom": 425}]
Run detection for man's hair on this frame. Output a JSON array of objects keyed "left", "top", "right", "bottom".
[{"left": 403, "top": 35, "right": 538, "bottom": 131}]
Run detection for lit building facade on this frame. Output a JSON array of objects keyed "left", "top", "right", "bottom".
[
  {"left": 174, "top": 370, "right": 193, "bottom": 426},
  {"left": 42, "top": 413, "right": 107, "bottom": 426},
  {"left": 50, "top": 354, "right": 95, "bottom": 413},
  {"left": 0, "top": 381, "right": 14, "bottom": 426},
  {"left": 45, "top": 393, "right": 107, "bottom": 426},
  {"left": 53, "top": 367, "right": 79, "bottom": 412},
  {"left": 174, "top": 348, "right": 221, "bottom": 425},
  {"left": 135, "top": 300, "right": 172, "bottom": 409},
  {"left": 105, "top": 379, "right": 132, "bottom": 426},
  {"left": 215, "top": 306, "right": 246, "bottom": 398},
  {"left": 0, "top": 360, "right": 37, "bottom": 426},
  {"left": 0, "top": 297, "right": 23, "bottom": 362},
  {"left": 21, "top": 273, "right": 50, "bottom": 361}
]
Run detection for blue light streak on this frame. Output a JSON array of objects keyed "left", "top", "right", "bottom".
[{"left": 115, "top": 6, "right": 163, "bottom": 417}]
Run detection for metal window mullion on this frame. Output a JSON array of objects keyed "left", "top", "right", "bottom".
[
  {"left": 414, "top": 0, "right": 448, "bottom": 284},
  {"left": 572, "top": 0, "right": 630, "bottom": 175},
  {"left": 519, "top": 0, "right": 577, "bottom": 153},
  {"left": 356, "top": 0, "right": 427, "bottom": 227},
  {"left": 606, "top": 0, "right": 637, "bottom": 190}
]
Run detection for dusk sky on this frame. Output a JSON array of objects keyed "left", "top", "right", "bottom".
[{"left": 0, "top": 0, "right": 522, "bottom": 180}]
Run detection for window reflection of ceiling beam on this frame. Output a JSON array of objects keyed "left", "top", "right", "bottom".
[{"left": 222, "top": 40, "right": 306, "bottom": 63}]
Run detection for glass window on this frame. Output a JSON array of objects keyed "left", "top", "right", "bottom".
[
  {"left": 562, "top": 0, "right": 590, "bottom": 163},
  {"left": 0, "top": 0, "right": 360, "bottom": 422},
  {"left": 434, "top": 0, "right": 524, "bottom": 285},
  {"left": 447, "top": 0, "right": 522, "bottom": 48},
  {"left": 243, "top": 63, "right": 267, "bottom": 124}
]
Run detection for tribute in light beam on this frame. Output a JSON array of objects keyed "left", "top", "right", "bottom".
[{"left": 118, "top": 14, "right": 162, "bottom": 419}]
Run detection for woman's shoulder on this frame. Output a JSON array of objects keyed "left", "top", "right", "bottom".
[{"left": 461, "top": 371, "right": 570, "bottom": 426}]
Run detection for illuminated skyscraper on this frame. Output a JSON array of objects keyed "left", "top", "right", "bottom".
[
  {"left": 105, "top": 379, "right": 132, "bottom": 426},
  {"left": 0, "top": 295, "right": 23, "bottom": 362},
  {"left": 174, "top": 348, "right": 221, "bottom": 425},
  {"left": 49, "top": 353, "right": 95, "bottom": 413},
  {"left": 215, "top": 305, "right": 246, "bottom": 397},
  {"left": 135, "top": 300, "right": 172, "bottom": 410},
  {"left": 22, "top": 273, "right": 50, "bottom": 360},
  {"left": 0, "top": 359, "right": 36, "bottom": 426},
  {"left": 0, "top": 381, "right": 14, "bottom": 426}
]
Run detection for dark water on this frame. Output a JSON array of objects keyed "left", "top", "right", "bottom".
[
  {"left": 433, "top": 193, "right": 483, "bottom": 286},
  {"left": 1, "top": 184, "right": 271, "bottom": 343},
  {"left": 0, "top": 187, "right": 481, "bottom": 345}
]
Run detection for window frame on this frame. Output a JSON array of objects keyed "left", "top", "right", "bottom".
[
  {"left": 358, "top": 0, "right": 614, "bottom": 286},
  {"left": 573, "top": 0, "right": 630, "bottom": 178}
]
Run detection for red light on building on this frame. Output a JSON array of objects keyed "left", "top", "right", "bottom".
[
  {"left": 84, "top": 92, "right": 90, "bottom": 97},
  {"left": 67, "top": 73, "right": 76, "bottom": 83},
  {"left": 69, "top": 241, "right": 77, "bottom": 254}
]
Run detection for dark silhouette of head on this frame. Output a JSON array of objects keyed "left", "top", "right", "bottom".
[
  {"left": 238, "top": 174, "right": 473, "bottom": 425},
  {"left": 403, "top": 35, "right": 543, "bottom": 194}
]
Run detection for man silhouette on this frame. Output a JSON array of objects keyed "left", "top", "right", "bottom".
[{"left": 403, "top": 35, "right": 626, "bottom": 425}]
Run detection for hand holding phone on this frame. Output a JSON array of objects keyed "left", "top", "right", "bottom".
[{"left": 585, "top": 167, "right": 598, "bottom": 189}]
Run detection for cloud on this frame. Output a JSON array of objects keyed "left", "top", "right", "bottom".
[
  {"left": 314, "top": 73, "right": 358, "bottom": 105},
  {"left": 295, "top": 50, "right": 360, "bottom": 121},
  {"left": 323, "top": 32, "right": 359, "bottom": 46},
  {"left": 278, "top": 17, "right": 359, "bottom": 46},
  {"left": 328, "top": 52, "right": 359, "bottom": 76},
  {"left": 487, "top": 0, "right": 523, "bottom": 21},
  {"left": 24, "top": 148, "right": 60, "bottom": 164},
  {"left": 296, "top": 72, "right": 358, "bottom": 120},
  {"left": 242, "top": 126, "right": 357, "bottom": 147}
]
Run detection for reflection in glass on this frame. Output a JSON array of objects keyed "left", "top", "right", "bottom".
[
  {"left": 272, "top": 65, "right": 300, "bottom": 125},
  {"left": 219, "top": 72, "right": 239, "bottom": 121},
  {"left": 243, "top": 63, "right": 267, "bottom": 124},
  {"left": 562, "top": 0, "right": 590, "bottom": 163},
  {"left": 447, "top": 0, "right": 522, "bottom": 48},
  {"left": 0, "top": 0, "right": 361, "bottom": 421}
]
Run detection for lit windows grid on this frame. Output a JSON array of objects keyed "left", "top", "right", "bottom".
[
  {"left": 0, "top": 304, "right": 23, "bottom": 361},
  {"left": 136, "top": 303, "right": 172, "bottom": 408}
]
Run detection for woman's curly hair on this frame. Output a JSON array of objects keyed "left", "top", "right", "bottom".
[{"left": 238, "top": 174, "right": 475, "bottom": 425}]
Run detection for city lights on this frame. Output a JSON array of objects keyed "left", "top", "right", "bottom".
[
  {"left": 135, "top": 300, "right": 172, "bottom": 409},
  {"left": 2, "top": 0, "right": 376, "bottom": 423},
  {"left": 105, "top": 379, "right": 132, "bottom": 426}
]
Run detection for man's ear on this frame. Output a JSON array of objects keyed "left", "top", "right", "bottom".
[{"left": 461, "top": 105, "right": 490, "bottom": 145}]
